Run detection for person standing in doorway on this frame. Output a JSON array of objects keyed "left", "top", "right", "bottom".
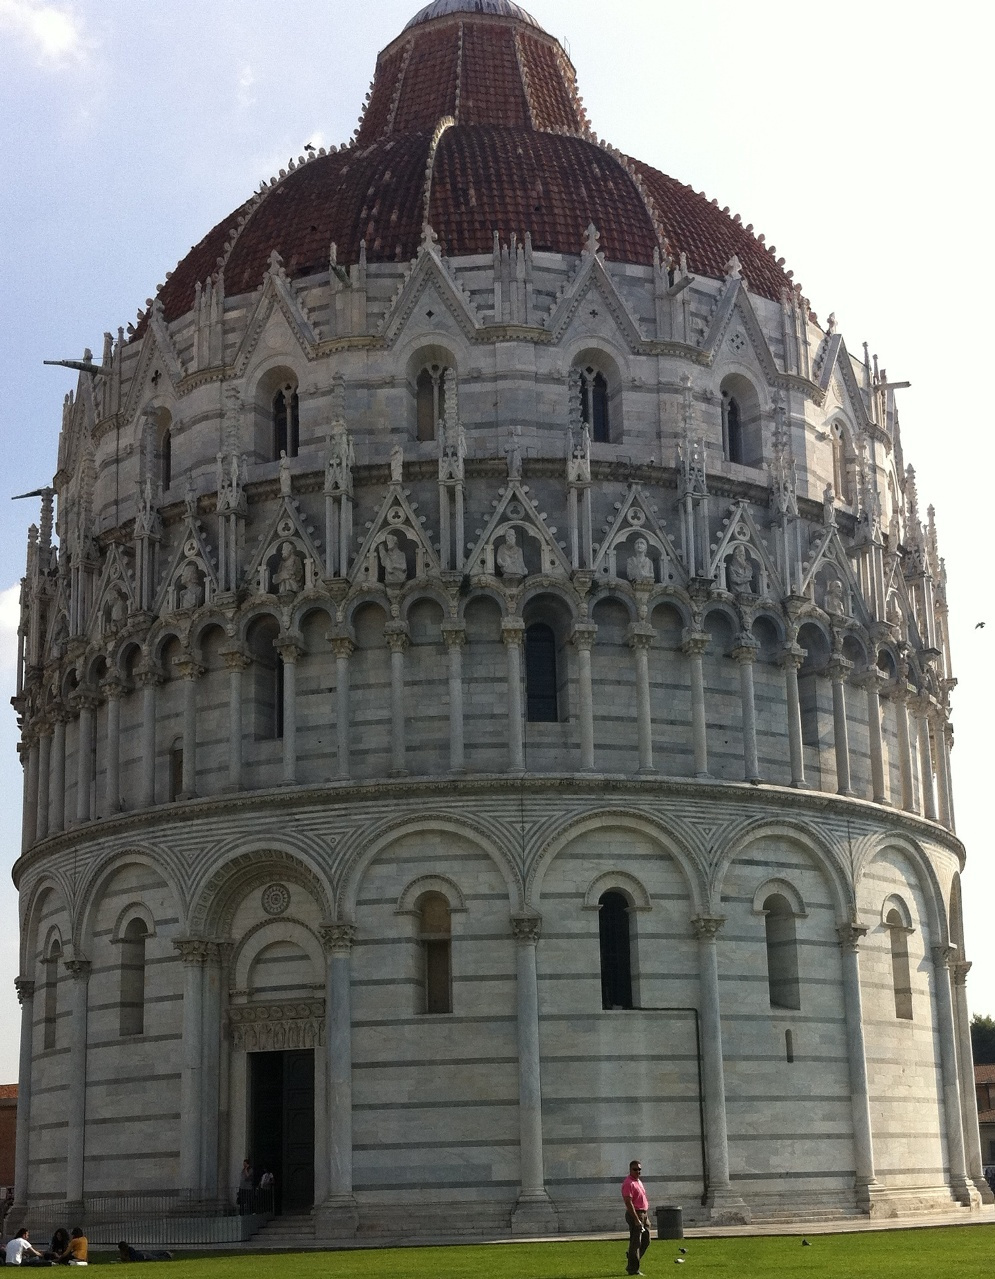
[{"left": 621, "top": 1159, "right": 650, "bottom": 1276}]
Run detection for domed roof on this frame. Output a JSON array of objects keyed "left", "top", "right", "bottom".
[
  {"left": 144, "top": 4, "right": 794, "bottom": 336},
  {"left": 404, "top": 0, "right": 540, "bottom": 32}
]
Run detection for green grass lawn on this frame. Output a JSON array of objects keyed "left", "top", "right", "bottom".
[{"left": 86, "top": 1224, "right": 995, "bottom": 1278}]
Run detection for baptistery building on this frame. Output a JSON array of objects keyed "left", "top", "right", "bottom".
[{"left": 10, "top": 0, "right": 989, "bottom": 1239}]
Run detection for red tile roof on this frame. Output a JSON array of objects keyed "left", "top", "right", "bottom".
[
  {"left": 138, "top": 7, "right": 795, "bottom": 338},
  {"left": 976, "top": 1063, "right": 995, "bottom": 1084}
]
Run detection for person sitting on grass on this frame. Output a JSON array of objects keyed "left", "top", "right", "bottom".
[
  {"left": 43, "top": 1230, "right": 68, "bottom": 1262},
  {"left": 116, "top": 1243, "right": 172, "bottom": 1263},
  {"left": 5, "top": 1230, "right": 49, "bottom": 1266},
  {"left": 56, "top": 1229, "right": 87, "bottom": 1265}
]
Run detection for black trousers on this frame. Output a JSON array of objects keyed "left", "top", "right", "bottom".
[{"left": 625, "top": 1209, "right": 650, "bottom": 1274}]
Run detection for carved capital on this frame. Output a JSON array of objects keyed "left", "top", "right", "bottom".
[
  {"left": 681, "top": 629, "right": 709, "bottom": 658},
  {"left": 14, "top": 977, "right": 35, "bottom": 1005},
  {"left": 731, "top": 636, "right": 758, "bottom": 665},
  {"left": 64, "top": 958, "right": 91, "bottom": 981},
  {"left": 173, "top": 938, "right": 217, "bottom": 964},
  {"left": 851, "top": 667, "right": 884, "bottom": 694},
  {"left": 501, "top": 618, "right": 525, "bottom": 647},
  {"left": 274, "top": 637, "right": 304, "bottom": 663},
  {"left": 627, "top": 622, "right": 655, "bottom": 651},
  {"left": 826, "top": 655, "right": 852, "bottom": 683},
  {"left": 320, "top": 923, "right": 356, "bottom": 955},
  {"left": 175, "top": 657, "right": 205, "bottom": 682},
  {"left": 951, "top": 959, "right": 972, "bottom": 986},
  {"left": 135, "top": 664, "right": 165, "bottom": 690},
  {"left": 384, "top": 621, "right": 410, "bottom": 654},
  {"left": 331, "top": 636, "right": 355, "bottom": 661},
  {"left": 570, "top": 622, "right": 597, "bottom": 651},
  {"left": 100, "top": 675, "right": 129, "bottom": 701},
  {"left": 441, "top": 621, "right": 467, "bottom": 648},
  {"left": 837, "top": 921, "right": 868, "bottom": 952},
  {"left": 690, "top": 915, "right": 725, "bottom": 941},
  {"left": 510, "top": 914, "right": 542, "bottom": 945},
  {"left": 931, "top": 943, "right": 957, "bottom": 970},
  {"left": 221, "top": 646, "right": 252, "bottom": 673},
  {"left": 777, "top": 644, "right": 805, "bottom": 672},
  {"left": 69, "top": 685, "right": 101, "bottom": 713}
]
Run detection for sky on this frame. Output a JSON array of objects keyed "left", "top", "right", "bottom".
[{"left": 0, "top": 0, "right": 992, "bottom": 1083}]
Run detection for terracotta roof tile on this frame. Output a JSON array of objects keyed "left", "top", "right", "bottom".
[{"left": 976, "top": 1063, "right": 995, "bottom": 1084}]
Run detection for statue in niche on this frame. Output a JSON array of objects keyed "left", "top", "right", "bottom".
[
  {"left": 325, "top": 425, "right": 354, "bottom": 495},
  {"left": 390, "top": 445, "right": 404, "bottom": 484},
  {"left": 505, "top": 429, "right": 522, "bottom": 480},
  {"left": 109, "top": 586, "right": 128, "bottom": 629},
  {"left": 378, "top": 533, "right": 408, "bottom": 585},
  {"left": 886, "top": 591, "right": 903, "bottom": 629},
  {"left": 279, "top": 450, "right": 293, "bottom": 496},
  {"left": 727, "top": 542, "right": 755, "bottom": 594},
  {"left": 496, "top": 528, "right": 527, "bottom": 579},
  {"left": 627, "top": 537, "right": 655, "bottom": 584},
  {"left": 568, "top": 424, "right": 591, "bottom": 484},
  {"left": 273, "top": 541, "right": 304, "bottom": 596},
  {"left": 177, "top": 561, "right": 203, "bottom": 610},
  {"left": 824, "top": 578, "right": 847, "bottom": 618}
]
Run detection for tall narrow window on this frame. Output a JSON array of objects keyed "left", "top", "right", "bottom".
[
  {"left": 44, "top": 941, "right": 61, "bottom": 1050},
  {"left": 273, "top": 386, "right": 300, "bottom": 460},
  {"left": 525, "top": 623, "right": 558, "bottom": 722},
  {"left": 723, "top": 395, "right": 744, "bottom": 464},
  {"left": 764, "top": 893, "right": 801, "bottom": 1010},
  {"left": 419, "top": 893, "right": 452, "bottom": 1014},
  {"left": 169, "top": 740, "right": 183, "bottom": 802},
  {"left": 248, "top": 621, "right": 283, "bottom": 740},
  {"left": 161, "top": 429, "right": 172, "bottom": 491},
  {"left": 416, "top": 365, "right": 447, "bottom": 442},
  {"left": 886, "top": 908, "right": 913, "bottom": 1020},
  {"left": 831, "top": 424, "right": 852, "bottom": 504},
  {"left": 580, "top": 367, "right": 611, "bottom": 443},
  {"left": 599, "top": 891, "right": 633, "bottom": 1009},
  {"left": 120, "top": 917, "right": 148, "bottom": 1037}
]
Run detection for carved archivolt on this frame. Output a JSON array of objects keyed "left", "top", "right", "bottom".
[{"left": 228, "top": 999, "right": 325, "bottom": 1051}]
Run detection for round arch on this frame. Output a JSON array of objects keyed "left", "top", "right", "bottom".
[
  {"left": 76, "top": 847, "right": 187, "bottom": 956},
  {"left": 710, "top": 818, "right": 852, "bottom": 922},
  {"left": 852, "top": 831, "right": 949, "bottom": 944},
  {"left": 188, "top": 845, "right": 336, "bottom": 939}
]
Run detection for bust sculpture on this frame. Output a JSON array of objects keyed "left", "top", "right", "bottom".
[{"left": 496, "top": 528, "right": 527, "bottom": 578}]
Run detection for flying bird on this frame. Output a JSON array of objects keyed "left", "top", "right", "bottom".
[{"left": 976, "top": 622, "right": 986, "bottom": 629}]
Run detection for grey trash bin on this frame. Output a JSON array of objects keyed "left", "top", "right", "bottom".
[{"left": 656, "top": 1205, "right": 683, "bottom": 1239}]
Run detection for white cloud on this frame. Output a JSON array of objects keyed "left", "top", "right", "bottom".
[
  {"left": 0, "top": 584, "right": 21, "bottom": 680},
  {"left": 0, "top": 0, "right": 86, "bottom": 64},
  {"left": 237, "top": 62, "right": 256, "bottom": 108}
]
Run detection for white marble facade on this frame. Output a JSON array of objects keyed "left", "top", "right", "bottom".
[{"left": 10, "top": 0, "right": 989, "bottom": 1239}]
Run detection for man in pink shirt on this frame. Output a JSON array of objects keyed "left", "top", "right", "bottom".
[{"left": 621, "top": 1159, "right": 650, "bottom": 1275}]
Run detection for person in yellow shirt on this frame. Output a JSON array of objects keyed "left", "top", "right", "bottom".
[{"left": 58, "top": 1228, "right": 87, "bottom": 1265}]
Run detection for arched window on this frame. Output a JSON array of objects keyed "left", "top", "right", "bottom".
[
  {"left": 247, "top": 619, "right": 284, "bottom": 740},
  {"left": 416, "top": 365, "right": 448, "bottom": 442},
  {"left": 44, "top": 939, "right": 61, "bottom": 1050},
  {"left": 160, "top": 428, "right": 172, "bottom": 492},
  {"left": 169, "top": 740, "right": 183, "bottom": 802},
  {"left": 525, "top": 623, "right": 558, "bottom": 722},
  {"left": 598, "top": 891, "right": 633, "bottom": 1009},
  {"left": 723, "top": 395, "right": 745, "bottom": 465},
  {"left": 579, "top": 366, "right": 611, "bottom": 443},
  {"left": 120, "top": 917, "right": 148, "bottom": 1037},
  {"left": 831, "top": 423, "right": 852, "bottom": 504},
  {"left": 886, "top": 908, "right": 913, "bottom": 1020},
  {"left": 418, "top": 893, "right": 452, "bottom": 1014},
  {"left": 763, "top": 893, "right": 800, "bottom": 1010},
  {"left": 273, "top": 385, "right": 300, "bottom": 460}
]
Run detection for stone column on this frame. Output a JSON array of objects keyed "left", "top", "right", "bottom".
[
  {"left": 64, "top": 957, "right": 91, "bottom": 1214},
  {"left": 682, "top": 631, "right": 710, "bottom": 779},
  {"left": 690, "top": 916, "right": 749, "bottom": 1222},
  {"left": 175, "top": 939, "right": 208, "bottom": 1200},
  {"left": 731, "top": 637, "right": 761, "bottom": 783},
  {"left": 316, "top": 924, "right": 360, "bottom": 1237},
  {"left": 502, "top": 619, "right": 525, "bottom": 774},
  {"left": 73, "top": 689, "right": 99, "bottom": 823},
  {"left": 571, "top": 622, "right": 597, "bottom": 773},
  {"left": 51, "top": 711, "right": 67, "bottom": 835},
  {"left": 22, "top": 734, "right": 39, "bottom": 852},
  {"left": 951, "top": 960, "right": 993, "bottom": 1201},
  {"left": 137, "top": 667, "right": 163, "bottom": 809},
  {"left": 943, "top": 723, "right": 957, "bottom": 830},
  {"left": 914, "top": 695, "right": 937, "bottom": 821},
  {"left": 836, "top": 923, "right": 882, "bottom": 1211},
  {"left": 11, "top": 978, "right": 35, "bottom": 1219},
  {"left": 385, "top": 622, "right": 410, "bottom": 777},
  {"left": 827, "top": 656, "right": 853, "bottom": 796},
  {"left": 891, "top": 685, "right": 916, "bottom": 813},
  {"left": 36, "top": 724, "right": 52, "bottom": 842},
  {"left": 778, "top": 646, "right": 806, "bottom": 788},
  {"left": 931, "top": 945, "right": 975, "bottom": 1205},
  {"left": 222, "top": 648, "right": 250, "bottom": 792},
  {"left": 332, "top": 638, "right": 354, "bottom": 781},
  {"left": 176, "top": 659, "right": 204, "bottom": 799},
  {"left": 276, "top": 640, "right": 303, "bottom": 786},
  {"left": 101, "top": 677, "right": 126, "bottom": 817},
  {"left": 932, "top": 712, "right": 953, "bottom": 829},
  {"left": 200, "top": 945, "right": 223, "bottom": 1200},
  {"left": 510, "top": 915, "right": 557, "bottom": 1234},
  {"left": 855, "top": 671, "right": 887, "bottom": 805},
  {"left": 441, "top": 622, "right": 466, "bottom": 774},
  {"left": 628, "top": 623, "right": 656, "bottom": 775}
]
